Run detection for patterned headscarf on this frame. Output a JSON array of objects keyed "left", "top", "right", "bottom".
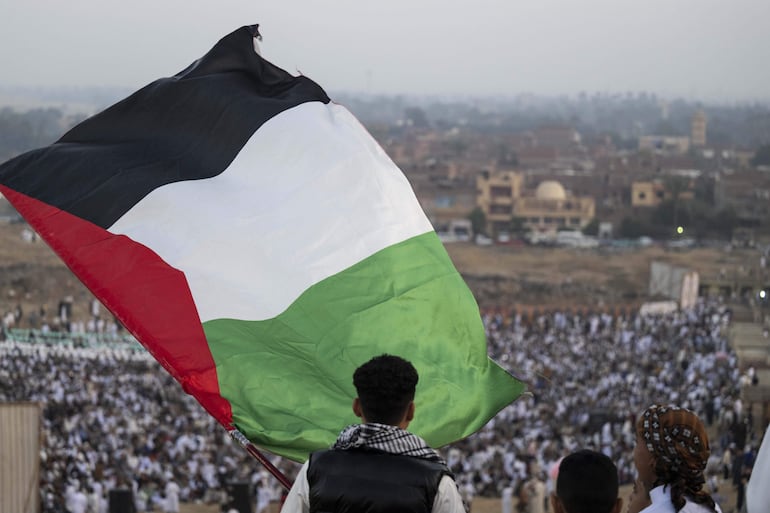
[{"left": 637, "top": 404, "right": 710, "bottom": 479}]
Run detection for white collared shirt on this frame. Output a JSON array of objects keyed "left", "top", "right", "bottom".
[{"left": 640, "top": 485, "right": 722, "bottom": 513}]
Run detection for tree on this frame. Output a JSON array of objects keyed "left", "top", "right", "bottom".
[
  {"left": 651, "top": 199, "right": 691, "bottom": 231},
  {"left": 0, "top": 107, "right": 65, "bottom": 160},
  {"left": 693, "top": 176, "right": 715, "bottom": 204},
  {"left": 659, "top": 176, "right": 691, "bottom": 235},
  {"left": 582, "top": 218, "right": 599, "bottom": 236},
  {"left": 618, "top": 217, "right": 647, "bottom": 238},
  {"left": 509, "top": 216, "right": 527, "bottom": 236},
  {"left": 710, "top": 207, "right": 738, "bottom": 239},
  {"left": 403, "top": 107, "right": 430, "bottom": 129},
  {"left": 467, "top": 208, "right": 487, "bottom": 236}
]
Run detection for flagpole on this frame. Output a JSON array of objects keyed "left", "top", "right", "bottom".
[{"left": 229, "top": 428, "right": 293, "bottom": 491}]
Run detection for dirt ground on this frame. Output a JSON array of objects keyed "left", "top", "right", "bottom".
[
  {"left": 444, "top": 240, "right": 762, "bottom": 310},
  {"left": 0, "top": 220, "right": 762, "bottom": 322}
]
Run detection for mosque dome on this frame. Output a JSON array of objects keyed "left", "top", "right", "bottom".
[{"left": 535, "top": 180, "right": 567, "bottom": 200}]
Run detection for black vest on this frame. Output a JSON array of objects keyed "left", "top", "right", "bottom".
[{"left": 307, "top": 448, "right": 451, "bottom": 513}]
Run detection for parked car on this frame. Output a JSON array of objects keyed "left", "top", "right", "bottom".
[{"left": 475, "top": 234, "right": 493, "bottom": 246}]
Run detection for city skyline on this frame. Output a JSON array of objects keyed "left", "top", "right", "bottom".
[{"left": 0, "top": 1, "right": 769, "bottom": 103}]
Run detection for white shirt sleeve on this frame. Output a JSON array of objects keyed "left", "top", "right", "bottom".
[
  {"left": 431, "top": 475, "right": 467, "bottom": 513},
  {"left": 279, "top": 461, "right": 310, "bottom": 513}
]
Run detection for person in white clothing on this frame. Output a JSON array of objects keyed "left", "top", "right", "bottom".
[
  {"left": 255, "top": 478, "right": 272, "bottom": 513},
  {"left": 631, "top": 404, "right": 722, "bottom": 513},
  {"left": 163, "top": 477, "right": 180, "bottom": 513},
  {"left": 69, "top": 487, "right": 89, "bottom": 513},
  {"left": 501, "top": 485, "right": 513, "bottom": 513}
]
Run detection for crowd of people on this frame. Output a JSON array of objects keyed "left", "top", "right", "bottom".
[
  {"left": 1, "top": 296, "right": 129, "bottom": 343},
  {"left": 451, "top": 301, "right": 759, "bottom": 512},
  {"left": 0, "top": 299, "right": 764, "bottom": 512}
]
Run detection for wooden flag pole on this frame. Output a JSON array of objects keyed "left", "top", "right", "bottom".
[{"left": 229, "top": 428, "right": 293, "bottom": 491}]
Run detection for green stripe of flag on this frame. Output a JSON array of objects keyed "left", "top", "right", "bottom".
[{"left": 204, "top": 231, "right": 524, "bottom": 461}]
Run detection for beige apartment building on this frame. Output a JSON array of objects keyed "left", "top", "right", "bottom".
[
  {"left": 638, "top": 135, "right": 691, "bottom": 154},
  {"left": 631, "top": 181, "right": 665, "bottom": 207},
  {"left": 476, "top": 170, "right": 523, "bottom": 234},
  {"left": 631, "top": 180, "right": 695, "bottom": 208}
]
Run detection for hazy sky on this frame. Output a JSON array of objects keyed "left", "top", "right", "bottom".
[{"left": 1, "top": 0, "right": 769, "bottom": 101}]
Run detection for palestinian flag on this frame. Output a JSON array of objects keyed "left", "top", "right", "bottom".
[{"left": 0, "top": 25, "right": 524, "bottom": 461}]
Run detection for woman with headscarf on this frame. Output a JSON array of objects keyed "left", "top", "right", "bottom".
[{"left": 630, "top": 404, "right": 722, "bottom": 513}]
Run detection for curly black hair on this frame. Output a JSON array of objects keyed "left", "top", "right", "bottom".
[
  {"left": 556, "top": 449, "right": 619, "bottom": 513},
  {"left": 353, "top": 354, "right": 418, "bottom": 425}
]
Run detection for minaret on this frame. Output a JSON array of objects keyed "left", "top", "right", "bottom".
[{"left": 691, "top": 109, "right": 707, "bottom": 147}]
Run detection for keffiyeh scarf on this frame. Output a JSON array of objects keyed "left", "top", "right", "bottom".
[{"left": 332, "top": 423, "right": 446, "bottom": 465}]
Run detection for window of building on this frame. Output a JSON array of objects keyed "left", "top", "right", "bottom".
[
  {"left": 570, "top": 217, "right": 581, "bottom": 225},
  {"left": 490, "top": 186, "right": 512, "bottom": 198},
  {"left": 493, "top": 221, "right": 509, "bottom": 232},
  {"left": 490, "top": 205, "right": 512, "bottom": 214},
  {"left": 638, "top": 192, "right": 646, "bottom": 200}
]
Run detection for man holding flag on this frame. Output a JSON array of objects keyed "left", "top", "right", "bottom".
[{"left": 280, "top": 354, "right": 466, "bottom": 513}]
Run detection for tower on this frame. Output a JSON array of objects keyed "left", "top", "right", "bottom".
[{"left": 691, "top": 109, "right": 707, "bottom": 147}]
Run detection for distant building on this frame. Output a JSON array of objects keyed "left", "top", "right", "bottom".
[
  {"left": 714, "top": 170, "right": 770, "bottom": 226},
  {"left": 638, "top": 135, "right": 691, "bottom": 154},
  {"left": 631, "top": 181, "right": 665, "bottom": 207},
  {"left": 436, "top": 218, "right": 473, "bottom": 242},
  {"left": 735, "top": 150, "right": 754, "bottom": 168},
  {"left": 476, "top": 172, "right": 595, "bottom": 235},
  {"left": 631, "top": 179, "right": 695, "bottom": 208},
  {"left": 416, "top": 183, "right": 477, "bottom": 228},
  {"left": 514, "top": 180, "right": 595, "bottom": 234},
  {"left": 517, "top": 147, "right": 559, "bottom": 169},
  {"left": 532, "top": 125, "right": 581, "bottom": 151},
  {"left": 476, "top": 170, "right": 523, "bottom": 234},
  {"left": 691, "top": 109, "right": 707, "bottom": 147}
]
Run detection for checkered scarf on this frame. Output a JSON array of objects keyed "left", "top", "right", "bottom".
[
  {"left": 637, "top": 404, "right": 710, "bottom": 479},
  {"left": 332, "top": 423, "right": 446, "bottom": 465}
]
